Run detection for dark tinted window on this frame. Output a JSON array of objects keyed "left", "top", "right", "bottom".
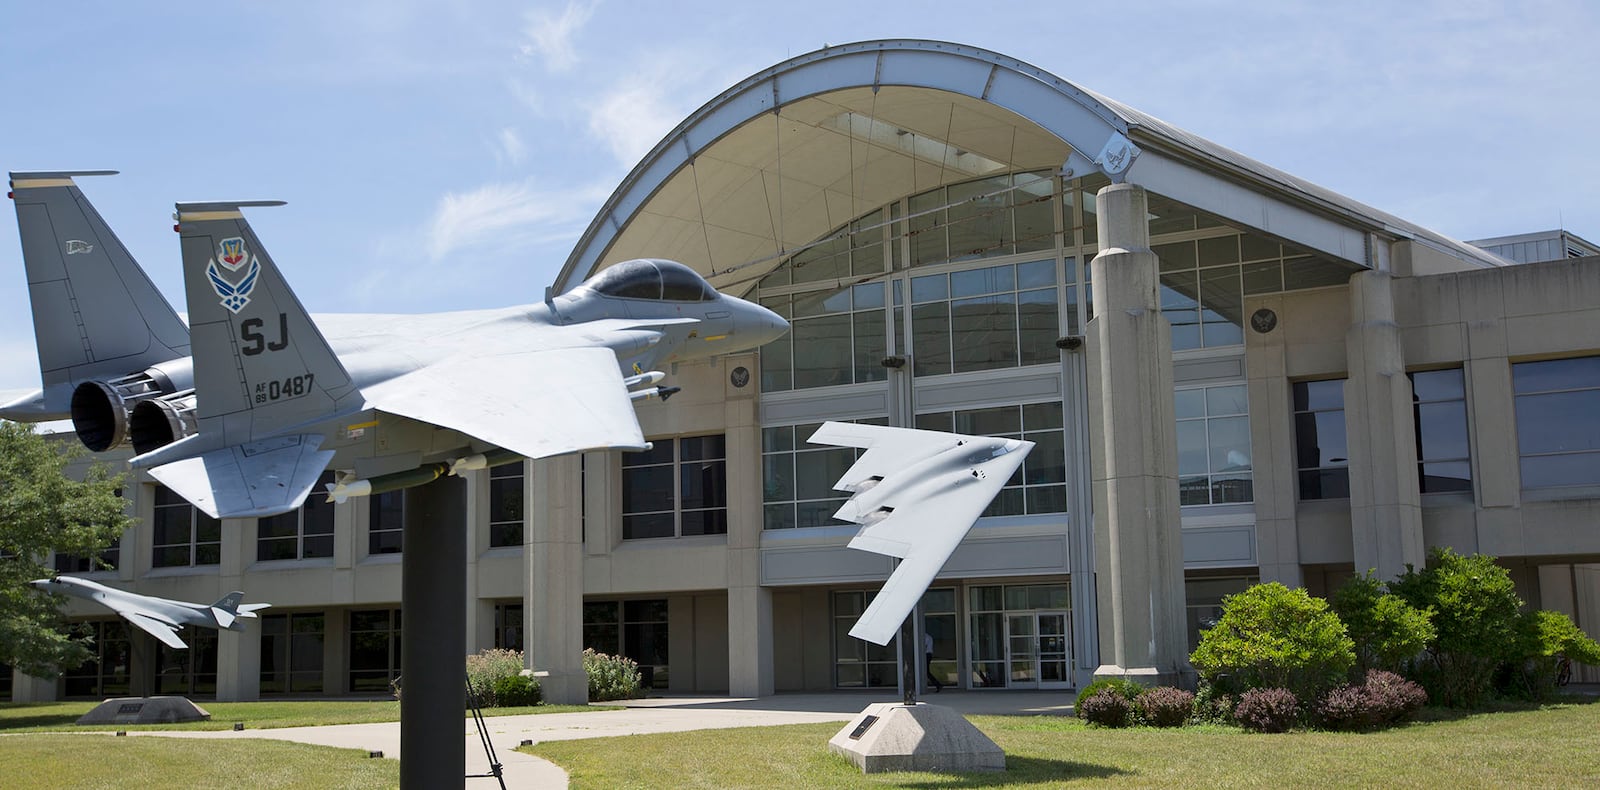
[
  {"left": 591, "top": 259, "right": 714, "bottom": 301},
  {"left": 658, "top": 260, "right": 715, "bottom": 301}
]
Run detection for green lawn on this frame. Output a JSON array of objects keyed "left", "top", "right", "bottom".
[
  {"left": 0, "top": 699, "right": 608, "bottom": 732},
  {"left": 528, "top": 698, "right": 1600, "bottom": 789},
  {"left": 0, "top": 735, "right": 398, "bottom": 789}
]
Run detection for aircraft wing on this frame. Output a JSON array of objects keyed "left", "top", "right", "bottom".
[
  {"left": 361, "top": 346, "right": 648, "bottom": 460},
  {"left": 808, "top": 422, "right": 1033, "bottom": 645},
  {"left": 147, "top": 434, "right": 334, "bottom": 519},
  {"left": 115, "top": 609, "right": 189, "bottom": 650}
]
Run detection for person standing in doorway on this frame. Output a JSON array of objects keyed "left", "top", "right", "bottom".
[{"left": 924, "top": 629, "right": 943, "bottom": 692}]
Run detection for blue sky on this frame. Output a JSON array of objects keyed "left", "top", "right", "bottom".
[{"left": 3, "top": 0, "right": 1597, "bottom": 393}]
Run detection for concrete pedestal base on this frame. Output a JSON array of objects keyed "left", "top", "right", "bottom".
[
  {"left": 76, "top": 696, "right": 211, "bottom": 725},
  {"left": 828, "top": 702, "right": 1004, "bottom": 774}
]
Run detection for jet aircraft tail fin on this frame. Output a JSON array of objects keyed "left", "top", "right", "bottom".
[{"left": 3, "top": 171, "right": 190, "bottom": 419}]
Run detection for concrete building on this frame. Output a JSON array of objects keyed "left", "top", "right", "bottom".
[{"left": 11, "top": 39, "right": 1600, "bottom": 702}]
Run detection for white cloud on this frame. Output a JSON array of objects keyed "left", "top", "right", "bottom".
[
  {"left": 585, "top": 74, "right": 689, "bottom": 169},
  {"left": 424, "top": 179, "right": 608, "bottom": 262},
  {"left": 519, "top": 1, "right": 598, "bottom": 72},
  {"left": 495, "top": 127, "right": 527, "bottom": 166}
]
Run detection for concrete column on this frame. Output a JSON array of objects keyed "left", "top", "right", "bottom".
[
  {"left": 1086, "top": 183, "right": 1191, "bottom": 686},
  {"left": 400, "top": 475, "right": 467, "bottom": 790},
  {"left": 11, "top": 671, "right": 57, "bottom": 702},
  {"left": 527, "top": 455, "right": 587, "bottom": 704},
  {"left": 1343, "top": 271, "right": 1425, "bottom": 580},
  {"left": 324, "top": 609, "right": 348, "bottom": 695},
  {"left": 1245, "top": 292, "right": 1304, "bottom": 587},
  {"left": 215, "top": 625, "right": 261, "bottom": 701},
  {"left": 724, "top": 386, "right": 774, "bottom": 697}
]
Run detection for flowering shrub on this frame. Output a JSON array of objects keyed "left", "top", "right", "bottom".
[
  {"left": 584, "top": 648, "right": 644, "bottom": 701},
  {"left": 1315, "top": 684, "right": 1377, "bottom": 731},
  {"left": 1135, "top": 686, "right": 1194, "bottom": 728},
  {"left": 1077, "top": 688, "right": 1133, "bottom": 728},
  {"left": 1363, "top": 669, "right": 1427, "bottom": 723},
  {"left": 1234, "top": 687, "right": 1299, "bottom": 733},
  {"left": 466, "top": 648, "right": 529, "bottom": 707}
]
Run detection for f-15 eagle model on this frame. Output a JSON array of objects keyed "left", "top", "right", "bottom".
[
  {"left": 29, "top": 576, "right": 269, "bottom": 650},
  {"left": 2, "top": 171, "right": 788, "bottom": 518},
  {"left": 808, "top": 422, "right": 1034, "bottom": 645}
]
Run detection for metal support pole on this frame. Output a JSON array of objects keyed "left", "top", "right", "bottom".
[{"left": 401, "top": 475, "right": 468, "bottom": 789}]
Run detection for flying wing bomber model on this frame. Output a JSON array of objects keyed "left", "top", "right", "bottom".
[
  {"left": 807, "top": 422, "right": 1035, "bottom": 646},
  {"left": 29, "top": 575, "right": 270, "bottom": 650},
  {"left": 2, "top": 171, "right": 789, "bottom": 518}
]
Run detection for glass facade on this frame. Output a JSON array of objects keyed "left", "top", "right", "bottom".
[
  {"left": 1293, "top": 380, "right": 1349, "bottom": 500},
  {"left": 621, "top": 435, "right": 727, "bottom": 539},
  {"left": 915, "top": 403, "right": 1068, "bottom": 516},
  {"left": 260, "top": 612, "right": 325, "bottom": 694},
  {"left": 62, "top": 620, "right": 131, "bottom": 698},
  {"left": 582, "top": 599, "right": 669, "bottom": 689},
  {"left": 349, "top": 609, "right": 402, "bottom": 693},
  {"left": 1411, "top": 368, "right": 1472, "bottom": 493},
  {"left": 489, "top": 461, "right": 527, "bottom": 548},
  {"left": 156, "top": 627, "right": 217, "bottom": 696},
  {"left": 257, "top": 472, "right": 336, "bottom": 561},
  {"left": 152, "top": 484, "right": 221, "bottom": 568},
  {"left": 368, "top": 491, "right": 403, "bottom": 555},
  {"left": 1176, "top": 384, "right": 1253, "bottom": 505}
]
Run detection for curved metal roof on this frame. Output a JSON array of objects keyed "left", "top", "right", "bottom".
[{"left": 557, "top": 39, "right": 1504, "bottom": 294}]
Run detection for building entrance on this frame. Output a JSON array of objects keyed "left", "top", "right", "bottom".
[{"left": 1007, "top": 611, "right": 1072, "bottom": 689}]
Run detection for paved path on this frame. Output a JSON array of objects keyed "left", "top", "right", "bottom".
[{"left": 132, "top": 690, "right": 1075, "bottom": 788}]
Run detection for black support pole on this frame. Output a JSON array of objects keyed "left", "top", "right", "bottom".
[{"left": 400, "top": 475, "right": 468, "bottom": 789}]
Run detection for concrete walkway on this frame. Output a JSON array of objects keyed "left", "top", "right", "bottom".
[{"left": 136, "top": 690, "right": 1076, "bottom": 788}]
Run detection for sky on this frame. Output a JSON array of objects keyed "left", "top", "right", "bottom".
[{"left": 2, "top": 0, "right": 1597, "bottom": 395}]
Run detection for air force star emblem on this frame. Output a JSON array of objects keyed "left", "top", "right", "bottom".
[{"left": 208, "top": 237, "right": 260, "bottom": 313}]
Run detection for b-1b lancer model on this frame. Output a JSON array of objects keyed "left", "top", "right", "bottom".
[
  {"left": 2, "top": 172, "right": 788, "bottom": 518},
  {"left": 29, "top": 575, "right": 269, "bottom": 649}
]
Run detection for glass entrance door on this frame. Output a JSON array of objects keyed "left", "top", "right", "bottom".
[{"left": 1005, "top": 611, "right": 1072, "bottom": 689}]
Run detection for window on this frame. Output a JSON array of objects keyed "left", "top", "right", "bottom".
[
  {"left": 257, "top": 472, "right": 336, "bottom": 561},
  {"left": 1185, "top": 576, "right": 1256, "bottom": 651},
  {"left": 1411, "top": 369, "right": 1472, "bottom": 493},
  {"left": 61, "top": 620, "right": 131, "bottom": 698},
  {"left": 1293, "top": 380, "right": 1349, "bottom": 499},
  {"left": 968, "top": 583, "right": 1070, "bottom": 688},
  {"left": 494, "top": 603, "right": 523, "bottom": 651},
  {"left": 581, "top": 599, "right": 668, "bottom": 688},
  {"left": 909, "top": 259, "right": 1059, "bottom": 377},
  {"left": 621, "top": 436, "right": 727, "bottom": 539},
  {"left": 54, "top": 537, "right": 120, "bottom": 573},
  {"left": 152, "top": 485, "right": 220, "bottom": 567},
  {"left": 260, "top": 613, "right": 324, "bottom": 694},
  {"left": 833, "top": 590, "right": 898, "bottom": 688},
  {"left": 348, "top": 609, "right": 401, "bottom": 693},
  {"left": 1514, "top": 356, "right": 1600, "bottom": 489},
  {"left": 760, "top": 283, "right": 887, "bottom": 392},
  {"left": 368, "top": 491, "right": 403, "bottom": 555},
  {"left": 762, "top": 419, "right": 885, "bottom": 530},
  {"left": 1176, "top": 384, "right": 1253, "bottom": 505},
  {"left": 914, "top": 402, "right": 1068, "bottom": 516},
  {"left": 488, "top": 462, "right": 527, "bottom": 548},
  {"left": 156, "top": 627, "right": 217, "bottom": 696}
]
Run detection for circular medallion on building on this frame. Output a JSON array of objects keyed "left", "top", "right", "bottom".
[
  {"left": 730, "top": 366, "right": 750, "bottom": 388},
  {"left": 1250, "top": 308, "right": 1278, "bottom": 334}
]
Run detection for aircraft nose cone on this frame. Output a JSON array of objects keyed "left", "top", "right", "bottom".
[
  {"left": 28, "top": 578, "right": 50, "bottom": 591},
  {"left": 750, "top": 302, "right": 789, "bottom": 346}
]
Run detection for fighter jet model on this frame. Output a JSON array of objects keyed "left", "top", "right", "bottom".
[
  {"left": 29, "top": 575, "right": 270, "bottom": 649},
  {"left": 2, "top": 171, "right": 788, "bottom": 518},
  {"left": 807, "top": 422, "right": 1034, "bottom": 645}
]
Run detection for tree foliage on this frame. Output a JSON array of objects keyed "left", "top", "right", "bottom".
[
  {"left": 1330, "top": 572, "right": 1435, "bottom": 676},
  {"left": 1189, "top": 582, "right": 1354, "bottom": 702},
  {"left": 0, "top": 421, "right": 132, "bottom": 675},
  {"left": 1389, "top": 548, "right": 1524, "bottom": 707}
]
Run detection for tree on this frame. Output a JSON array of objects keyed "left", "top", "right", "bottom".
[
  {"left": 1330, "top": 572, "right": 1435, "bottom": 676},
  {"left": 0, "top": 421, "right": 133, "bottom": 676},
  {"left": 1189, "top": 582, "right": 1355, "bottom": 702},
  {"left": 1389, "top": 548, "right": 1524, "bottom": 707}
]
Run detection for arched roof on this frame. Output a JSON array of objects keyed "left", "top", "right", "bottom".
[{"left": 557, "top": 39, "right": 1502, "bottom": 294}]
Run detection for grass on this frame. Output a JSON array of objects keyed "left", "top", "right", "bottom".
[
  {"left": 0, "top": 735, "right": 398, "bottom": 789},
  {"left": 528, "top": 697, "right": 1600, "bottom": 789},
  {"left": 0, "top": 699, "right": 609, "bottom": 733}
]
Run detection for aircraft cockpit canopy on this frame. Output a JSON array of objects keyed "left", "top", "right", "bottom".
[{"left": 588, "top": 258, "right": 716, "bottom": 302}]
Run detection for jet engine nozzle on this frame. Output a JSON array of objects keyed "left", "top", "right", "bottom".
[
  {"left": 128, "top": 389, "right": 199, "bottom": 455},
  {"left": 69, "top": 357, "right": 194, "bottom": 452}
]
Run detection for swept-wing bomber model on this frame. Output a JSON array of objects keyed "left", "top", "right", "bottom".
[
  {"left": 808, "top": 422, "right": 1034, "bottom": 645},
  {"left": 29, "top": 575, "right": 270, "bottom": 650},
  {"left": 2, "top": 171, "right": 788, "bottom": 518}
]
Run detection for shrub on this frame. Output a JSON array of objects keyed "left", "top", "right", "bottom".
[
  {"left": 1135, "top": 686, "right": 1194, "bottom": 728},
  {"left": 491, "top": 673, "right": 541, "bottom": 707},
  {"left": 1234, "top": 687, "right": 1300, "bottom": 733},
  {"left": 1191, "top": 683, "right": 1235, "bottom": 725},
  {"left": 466, "top": 648, "right": 529, "bottom": 707},
  {"left": 1189, "top": 582, "right": 1354, "bottom": 702},
  {"left": 584, "top": 648, "right": 644, "bottom": 701},
  {"left": 1315, "top": 684, "right": 1377, "bottom": 731},
  {"left": 1390, "top": 549, "right": 1524, "bottom": 707},
  {"left": 1363, "top": 669, "right": 1427, "bottom": 723},
  {"left": 1075, "top": 677, "right": 1144, "bottom": 711},
  {"left": 1077, "top": 688, "right": 1133, "bottom": 728},
  {"left": 1504, "top": 610, "right": 1600, "bottom": 700},
  {"left": 1330, "top": 572, "right": 1435, "bottom": 676}
]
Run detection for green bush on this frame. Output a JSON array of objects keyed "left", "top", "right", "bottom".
[
  {"left": 584, "top": 648, "right": 644, "bottom": 701},
  {"left": 466, "top": 648, "right": 530, "bottom": 707},
  {"left": 1389, "top": 549, "right": 1523, "bottom": 707},
  {"left": 1189, "top": 582, "right": 1354, "bottom": 702},
  {"left": 1330, "top": 572, "right": 1435, "bottom": 676},
  {"left": 491, "top": 673, "right": 541, "bottom": 707},
  {"left": 1074, "top": 677, "right": 1143, "bottom": 711},
  {"left": 1504, "top": 609, "right": 1600, "bottom": 700},
  {"left": 1191, "top": 683, "right": 1236, "bottom": 725}
]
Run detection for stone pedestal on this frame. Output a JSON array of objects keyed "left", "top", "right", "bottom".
[
  {"left": 828, "top": 703, "right": 1004, "bottom": 774},
  {"left": 76, "top": 696, "right": 210, "bottom": 725}
]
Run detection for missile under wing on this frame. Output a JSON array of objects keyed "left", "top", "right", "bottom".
[{"left": 807, "top": 423, "right": 1034, "bottom": 645}]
